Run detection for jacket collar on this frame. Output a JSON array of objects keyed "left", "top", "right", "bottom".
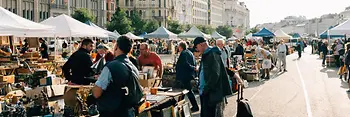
[
  {"left": 78, "top": 48, "right": 89, "bottom": 53},
  {"left": 114, "top": 54, "right": 127, "bottom": 60}
]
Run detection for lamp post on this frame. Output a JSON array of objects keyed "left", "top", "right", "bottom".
[{"left": 67, "top": 0, "right": 70, "bottom": 16}]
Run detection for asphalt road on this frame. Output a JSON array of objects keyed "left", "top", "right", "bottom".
[{"left": 161, "top": 47, "right": 350, "bottom": 117}]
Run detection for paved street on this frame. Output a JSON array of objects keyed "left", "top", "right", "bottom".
[{"left": 162, "top": 47, "right": 350, "bottom": 117}]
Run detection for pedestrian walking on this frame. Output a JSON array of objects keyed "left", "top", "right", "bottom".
[
  {"left": 277, "top": 40, "right": 287, "bottom": 72},
  {"left": 194, "top": 37, "right": 232, "bottom": 117},
  {"left": 321, "top": 41, "right": 329, "bottom": 67}
]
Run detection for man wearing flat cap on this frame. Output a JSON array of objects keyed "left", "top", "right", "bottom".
[{"left": 194, "top": 37, "right": 232, "bottom": 117}]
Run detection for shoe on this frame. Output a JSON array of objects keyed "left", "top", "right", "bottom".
[
  {"left": 284, "top": 69, "right": 287, "bottom": 72},
  {"left": 279, "top": 69, "right": 282, "bottom": 72},
  {"left": 347, "top": 90, "right": 350, "bottom": 93},
  {"left": 340, "top": 76, "right": 342, "bottom": 79},
  {"left": 191, "top": 107, "right": 199, "bottom": 112}
]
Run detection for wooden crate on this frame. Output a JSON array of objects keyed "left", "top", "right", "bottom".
[
  {"left": 0, "top": 36, "right": 10, "bottom": 45},
  {"left": 0, "top": 75, "right": 15, "bottom": 83}
]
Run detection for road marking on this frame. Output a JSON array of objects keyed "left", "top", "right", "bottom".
[{"left": 296, "top": 61, "right": 313, "bottom": 117}]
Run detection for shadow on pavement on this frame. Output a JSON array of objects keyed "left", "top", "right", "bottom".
[
  {"left": 340, "top": 80, "right": 349, "bottom": 89},
  {"left": 246, "top": 81, "right": 265, "bottom": 89},
  {"left": 292, "top": 58, "right": 300, "bottom": 61},
  {"left": 319, "top": 67, "right": 339, "bottom": 78}
]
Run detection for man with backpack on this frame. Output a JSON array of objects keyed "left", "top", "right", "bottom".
[{"left": 92, "top": 36, "right": 142, "bottom": 117}]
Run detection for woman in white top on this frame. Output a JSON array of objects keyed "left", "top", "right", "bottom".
[{"left": 252, "top": 46, "right": 272, "bottom": 79}]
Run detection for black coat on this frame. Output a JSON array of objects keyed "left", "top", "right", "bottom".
[
  {"left": 176, "top": 49, "right": 196, "bottom": 82},
  {"left": 63, "top": 48, "right": 94, "bottom": 85}
]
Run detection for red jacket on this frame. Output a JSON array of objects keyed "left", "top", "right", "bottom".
[{"left": 94, "top": 51, "right": 114, "bottom": 63}]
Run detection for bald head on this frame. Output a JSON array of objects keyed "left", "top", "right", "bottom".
[{"left": 216, "top": 39, "right": 225, "bottom": 49}]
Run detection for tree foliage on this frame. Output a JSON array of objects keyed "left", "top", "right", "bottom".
[
  {"left": 71, "top": 8, "right": 95, "bottom": 23},
  {"left": 197, "top": 25, "right": 214, "bottom": 34},
  {"left": 216, "top": 25, "right": 233, "bottom": 38},
  {"left": 130, "top": 10, "right": 147, "bottom": 35},
  {"left": 167, "top": 20, "right": 184, "bottom": 34},
  {"left": 245, "top": 27, "right": 259, "bottom": 35},
  {"left": 144, "top": 19, "right": 159, "bottom": 33},
  {"left": 107, "top": 7, "right": 133, "bottom": 34}
]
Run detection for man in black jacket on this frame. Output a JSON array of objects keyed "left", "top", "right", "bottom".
[
  {"left": 63, "top": 39, "right": 95, "bottom": 85},
  {"left": 175, "top": 41, "right": 199, "bottom": 112},
  {"left": 194, "top": 37, "right": 232, "bottom": 117}
]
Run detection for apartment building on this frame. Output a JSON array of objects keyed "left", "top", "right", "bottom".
[
  {"left": 50, "top": 0, "right": 107, "bottom": 27},
  {"left": 208, "top": 0, "right": 223, "bottom": 27},
  {"left": 118, "top": 0, "right": 178, "bottom": 26},
  {"left": 192, "top": 0, "right": 208, "bottom": 25},
  {"left": 174, "top": 0, "right": 192, "bottom": 24},
  {"left": 223, "top": 0, "right": 249, "bottom": 37},
  {"left": 0, "top": 0, "right": 50, "bottom": 22}
]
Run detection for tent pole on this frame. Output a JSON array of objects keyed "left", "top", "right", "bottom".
[
  {"left": 327, "top": 30, "right": 331, "bottom": 67},
  {"left": 54, "top": 36, "right": 57, "bottom": 60}
]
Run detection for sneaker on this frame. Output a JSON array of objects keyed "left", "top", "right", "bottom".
[{"left": 191, "top": 107, "right": 199, "bottom": 112}]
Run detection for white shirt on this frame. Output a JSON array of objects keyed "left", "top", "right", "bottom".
[
  {"left": 277, "top": 44, "right": 287, "bottom": 53},
  {"left": 256, "top": 47, "right": 271, "bottom": 58}
]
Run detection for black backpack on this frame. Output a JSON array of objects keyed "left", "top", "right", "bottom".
[
  {"left": 120, "top": 62, "right": 144, "bottom": 108},
  {"left": 236, "top": 85, "right": 253, "bottom": 117}
]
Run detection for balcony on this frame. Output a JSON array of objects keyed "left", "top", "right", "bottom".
[{"left": 50, "top": 4, "right": 67, "bottom": 9}]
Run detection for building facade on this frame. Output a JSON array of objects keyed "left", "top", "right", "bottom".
[
  {"left": 174, "top": 0, "right": 192, "bottom": 24},
  {"left": 118, "top": 0, "right": 178, "bottom": 26},
  {"left": 192, "top": 0, "right": 208, "bottom": 25},
  {"left": 340, "top": 6, "right": 350, "bottom": 20},
  {"left": 223, "top": 0, "right": 249, "bottom": 38},
  {"left": 1, "top": 0, "right": 50, "bottom": 22},
  {"left": 208, "top": 0, "right": 223, "bottom": 27},
  {"left": 50, "top": 0, "right": 107, "bottom": 27}
]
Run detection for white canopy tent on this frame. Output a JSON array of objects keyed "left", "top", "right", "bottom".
[
  {"left": 211, "top": 31, "right": 226, "bottom": 39},
  {"left": 274, "top": 29, "right": 292, "bottom": 39},
  {"left": 228, "top": 36, "right": 238, "bottom": 41},
  {"left": 329, "top": 19, "right": 350, "bottom": 35},
  {"left": 178, "top": 26, "right": 211, "bottom": 39},
  {"left": 113, "top": 30, "right": 121, "bottom": 37},
  {"left": 245, "top": 33, "right": 253, "bottom": 39},
  {"left": 40, "top": 14, "right": 108, "bottom": 37},
  {"left": 144, "top": 26, "right": 177, "bottom": 39},
  {"left": 86, "top": 21, "right": 120, "bottom": 39},
  {"left": 0, "top": 6, "right": 54, "bottom": 37},
  {"left": 124, "top": 32, "right": 143, "bottom": 40}
]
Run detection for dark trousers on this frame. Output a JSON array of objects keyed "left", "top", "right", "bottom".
[
  {"left": 175, "top": 80, "right": 199, "bottom": 109},
  {"left": 335, "top": 55, "right": 340, "bottom": 67},
  {"left": 298, "top": 51, "right": 302, "bottom": 58},
  {"left": 322, "top": 52, "right": 327, "bottom": 64},
  {"left": 200, "top": 94, "right": 216, "bottom": 117}
]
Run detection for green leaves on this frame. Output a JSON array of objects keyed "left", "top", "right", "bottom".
[
  {"left": 130, "top": 12, "right": 146, "bottom": 35},
  {"left": 216, "top": 25, "right": 233, "bottom": 38},
  {"left": 144, "top": 19, "right": 159, "bottom": 33},
  {"left": 71, "top": 8, "right": 95, "bottom": 23},
  {"left": 197, "top": 25, "right": 214, "bottom": 34},
  {"left": 167, "top": 20, "right": 184, "bottom": 34},
  {"left": 107, "top": 8, "right": 133, "bottom": 34}
]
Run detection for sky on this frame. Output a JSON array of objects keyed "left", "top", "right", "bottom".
[{"left": 240, "top": 0, "right": 350, "bottom": 27}]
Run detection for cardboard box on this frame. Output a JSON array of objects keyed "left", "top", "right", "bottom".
[
  {"left": 26, "top": 85, "right": 66, "bottom": 99},
  {"left": 40, "top": 77, "right": 63, "bottom": 86},
  {"left": 139, "top": 79, "right": 156, "bottom": 87},
  {"left": 27, "top": 37, "right": 40, "bottom": 48},
  {"left": 0, "top": 75, "right": 15, "bottom": 83}
]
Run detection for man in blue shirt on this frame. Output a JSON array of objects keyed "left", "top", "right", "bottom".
[
  {"left": 194, "top": 37, "right": 232, "bottom": 117},
  {"left": 92, "top": 36, "right": 138, "bottom": 117}
]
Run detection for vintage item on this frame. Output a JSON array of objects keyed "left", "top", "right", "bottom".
[
  {"left": 39, "top": 76, "right": 63, "bottom": 86},
  {"left": 0, "top": 36, "right": 10, "bottom": 45},
  {"left": 139, "top": 79, "right": 156, "bottom": 87},
  {"left": 26, "top": 85, "right": 66, "bottom": 99},
  {"left": 0, "top": 75, "right": 15, "bottom": 83},
  {"left": 150, "top": 87, "right": 158, "bottom": 95}
]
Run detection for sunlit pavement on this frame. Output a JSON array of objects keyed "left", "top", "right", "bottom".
[{"left": 160, "top": 47, "right": 350, "bottom": 117}]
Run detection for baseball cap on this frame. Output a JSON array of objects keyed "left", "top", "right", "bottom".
[{"left": 193, "top": 37, "right": 207, "bottom": 49}]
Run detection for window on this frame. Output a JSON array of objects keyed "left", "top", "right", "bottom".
[
  {"left": 125, "top": 0, "right": 129, "bottom": 6},
  {"left": 158, "top": 0, "right": 161, "bottom": 8},
  {"left": 130, "top": 10, "right": 134, "bottom": 15},
  {"left": 126, "top": 10, "right": 129, "bottom": 16},
  {"left": 139, "top": 10, "right": 142, "bottom": 15},
  {"left": 164, "top": 0, "right": 166, "bottom": 8},
  {"left": 130, "top": 0, "right": 133, "bottom": 6},
  {"left": 40, "top": 11, "right": 42, "bottom": 19},
  {"left": 152, "top": 10, "right": 155, "bottom": 16},
  {"left": 22, "top": 10, "right": 26, "bottom": 18},
  {"left": 158, "top": 10, "right": 161, "bottom": 16},
  {"left": 111, "top": 3, "right": 115, "bottom": 10}
]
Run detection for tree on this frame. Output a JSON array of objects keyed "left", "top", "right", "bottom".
[
  {"left": 130, "top": 10, "right": 146, "bottom": 35},
  {"left": 183, "top": 24, "right": 192, "bottom": 32},
  {"left": 71, "top": 8, "right": 95, "bottom": 23},
  {"left": 167, "top": 20, "right": 184, "bottom": 34},
  {"left": 197, "top": 25, "right": 214, "bottom": 34},
  {"left": 245, "top": 27, "right": 259, "bottom": 35},
  {"left": 107, "top": 7, "right": 133, "bottom": 34},
  {"left": 144, "top": 19, "right": 159, "bottom": 33},
  {"left": 216, "top": 25, "right": 233, "bottom": 38}
]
